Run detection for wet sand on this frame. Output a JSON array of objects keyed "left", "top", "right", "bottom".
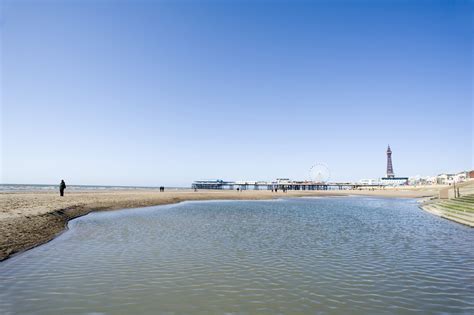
[{"left": 0, "top": 187, "right": 441, "bottom": 261}]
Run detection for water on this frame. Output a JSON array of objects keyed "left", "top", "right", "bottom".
[
  {"left": 1, "top": 197, "right": 473, "bottom": 314},
  {"left": 0, "top": 184, "right": 186, "bottom": 192}
]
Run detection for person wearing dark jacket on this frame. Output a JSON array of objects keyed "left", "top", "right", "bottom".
[{"left": 59, "top": 180, "right": 66, "bottom": 197}]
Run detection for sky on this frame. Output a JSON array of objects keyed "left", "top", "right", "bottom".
[{"left": 1, "top": 0, "right": 473, "bottom": 187}]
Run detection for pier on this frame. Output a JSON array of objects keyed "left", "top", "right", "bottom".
[{"left": 192, "top": 180, "right": 383, "bottom": 191}]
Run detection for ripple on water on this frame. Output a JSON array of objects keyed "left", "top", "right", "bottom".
[{"left": 0, "top": 198, "right": 473, "bottom": 314}]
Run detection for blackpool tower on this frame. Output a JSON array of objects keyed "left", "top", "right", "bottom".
[{"left": 386, "top": 145, "right": 395, "bottom": 178}]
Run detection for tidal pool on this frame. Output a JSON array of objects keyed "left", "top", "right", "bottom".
[{"left": 1, "top": 197, "right": 473, "bottom": 314}]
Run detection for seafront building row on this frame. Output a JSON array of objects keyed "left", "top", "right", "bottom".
[
  {"left": 359, "top": 145, "right": 474, "bottom": 186},
  {"left": 360, "top": 171, "right": 474, "bottom": 186}
]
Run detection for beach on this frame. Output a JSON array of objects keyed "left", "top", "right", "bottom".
[{"left": 0, "top": 187, "right": 442, "bottom": 261}]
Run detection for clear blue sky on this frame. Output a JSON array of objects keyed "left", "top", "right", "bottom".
[{"left": 1, "top": 0, "right": 472, "bottom": 186}]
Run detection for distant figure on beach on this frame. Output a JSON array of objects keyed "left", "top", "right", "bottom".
[
  {"left": 159, "top": 186, "right": 164, "bottom": 192},
  {"left": 59, "top": 180, "right": 66, "bottom": 197}
]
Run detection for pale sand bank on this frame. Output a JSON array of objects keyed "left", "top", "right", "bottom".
[{"left": 0, "top": 187, "right": 441, "bottom": 261}]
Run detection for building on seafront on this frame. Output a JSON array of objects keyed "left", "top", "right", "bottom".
[
  {"left": 359, "top": 178, "right": 381, "bottom": 185},
  {"left": 380, "top": 145, "right": 408, "bottom": 186},
  {"left": 433, "top": 171, "right": 471, "bottom": 185},
  {"left": 407, "top": 171, "right": 474, "bottom": 186}
]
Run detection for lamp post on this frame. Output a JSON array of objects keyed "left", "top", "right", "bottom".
[{"left": 453, "top": 180, "right": 457, "bottom": 199}]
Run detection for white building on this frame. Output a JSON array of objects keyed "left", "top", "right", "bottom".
[
  {"left": 408, "top": 175, "right": 422, "bottom": 186},
  {"left": 359, "top": 179, "right": 380, "bottom": 185},
  {"left": 380, "top": 177, "right": 408, "bottom": 186},
  {"left": 276, "top": 178, "right": 291, "bottom": 184},
  {"left": 436, "top": 174, "right": 454, "bottom": 185},
  {"left": 424, "top": 176, "right": 438, "bottom": 185},
  {"left": 453, "top": 172, "right": 468, "bottom": 183}
]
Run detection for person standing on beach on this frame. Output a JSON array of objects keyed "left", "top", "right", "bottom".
[{"left": 59, "top": 180, "right": 66, "bottom": 197}]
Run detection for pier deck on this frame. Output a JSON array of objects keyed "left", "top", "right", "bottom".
[{"left": 192, "top": 180, "right": 383, "bottom": 191}]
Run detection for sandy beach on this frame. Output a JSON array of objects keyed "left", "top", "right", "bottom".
[{"left": 0, "top": 187, "right": 441, "bottom": 261}]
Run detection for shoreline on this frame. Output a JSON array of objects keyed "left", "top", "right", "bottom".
[
  {"left": 419, "top": 200, "right": 474, "bottom": 228},
  {"left": 418, "top": 180, "right": 474, "bottom": 227},
  {"left": 0, "top": 188, "right": 440, "bottom": 261}
]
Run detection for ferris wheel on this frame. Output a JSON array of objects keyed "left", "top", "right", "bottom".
[{"left": 309, "top": 163, "right": 330, "bottom": 183}]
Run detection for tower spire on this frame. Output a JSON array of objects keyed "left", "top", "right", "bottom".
[{"left": 386, "top": 145, "right": 394, "bottom": 178}]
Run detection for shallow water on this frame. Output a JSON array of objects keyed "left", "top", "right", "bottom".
[{"left": 1, "top": 197, "right": 473, "bottom": 314}]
